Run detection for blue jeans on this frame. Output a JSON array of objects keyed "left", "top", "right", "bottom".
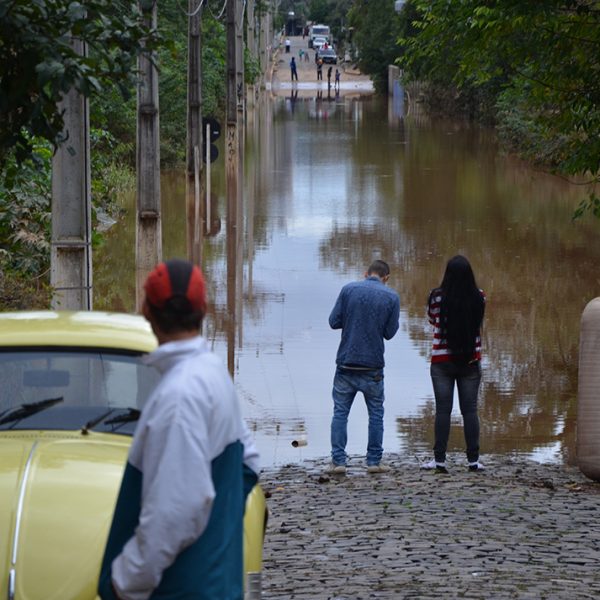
[
  {"left": 430, "top": 361, "right": 482, "bottom": 463},
  {"left": 331, "top": 367, "right": 385, "bottom": 466}
]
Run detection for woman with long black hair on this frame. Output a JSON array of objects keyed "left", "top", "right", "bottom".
[{"left": 421, "top": 255, "right": 486, "bottom": 473}]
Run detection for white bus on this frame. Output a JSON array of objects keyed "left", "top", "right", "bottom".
[{"left": 308, "top": 24, "right": 330, "bottom": 48}]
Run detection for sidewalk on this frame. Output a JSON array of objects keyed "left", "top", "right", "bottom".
[{"left": 260, "top": 453, "right": 600, "bottom": 598}]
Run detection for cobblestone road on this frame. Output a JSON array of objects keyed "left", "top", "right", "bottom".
[{"left": 260, "top": 454, "right": 600, "bottom": 599}]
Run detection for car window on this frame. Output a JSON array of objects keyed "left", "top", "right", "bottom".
[{"left": 0, "top": 349, "right": 160, "bottom": 430}]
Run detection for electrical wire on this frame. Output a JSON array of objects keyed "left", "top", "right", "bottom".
[
  {"left": 236, "top": 0, "right": 247, "bottom": 33},
  {"left": 206, "top": 0, "right": 228, "bottom": 21},
  {"left": 176, "top": 0, "right": 206, "bottom": 18}
]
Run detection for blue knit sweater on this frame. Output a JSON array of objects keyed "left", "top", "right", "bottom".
[{"left": 329, "top": 276, "right": 400, "bottom": 369}]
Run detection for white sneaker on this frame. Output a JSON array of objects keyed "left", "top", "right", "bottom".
[
  {"left": 420, "top": 459, "right": 448, "bottom": 473},
  {"left": 367, "top": 463, "right": 391, "bottom": 474},
  {"left": 468, "top": 461, "right": 485, "bottom": 472},
  {"left": 326, "top": 462, "right": 347, "bottom": 474}
]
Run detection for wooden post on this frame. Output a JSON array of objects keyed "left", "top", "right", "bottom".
[
  {"left": 136, "top": 0, "right": 162, "bottom": 311},
  {"left": 51, "top": 37, "right": 92, "bottom": 310},
  {"left": 187, "top": 0, "right": 204, "bottom": 265}
]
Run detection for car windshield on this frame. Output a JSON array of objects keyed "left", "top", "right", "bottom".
[
  {"left": 0, "top": 349, "right": 160, "bottom": 433},
  {"left": 321, "top": 49, "right": 335, "bottom": 55}
]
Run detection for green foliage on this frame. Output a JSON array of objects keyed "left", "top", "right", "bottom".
[
  {"left": 201, "top": 13, "right": 227, "bottom": 119},
  {"left": 90, "top": 128, "right": 135, "bottom": 211},
  {"left": 0, "top": 144, "right": 52, "bottom": 275},
  {"left": 573, "top": 193, "right": 600, "bottom": 220},
  {"left": 0, "top": 0, "right": 162, "bottom": 168},
  {"left": 348, "top": 0, "right": 402, "bottom": 92},
  {"left": 309, "top": 0, "right": 329, "bottom": 24},
  {"left": 399, "top": 0, "right": 600, "bottom": 217}
]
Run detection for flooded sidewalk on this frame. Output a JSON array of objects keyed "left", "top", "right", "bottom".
[{"left": 260, "top": 454, "right": 600, "bottom": 598}]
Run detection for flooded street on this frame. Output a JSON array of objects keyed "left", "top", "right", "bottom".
[{"left": 95, "top": 92, "right": 599, "bottom": 468}]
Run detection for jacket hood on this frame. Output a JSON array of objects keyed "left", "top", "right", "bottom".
[{"left": 0, "top": 432, "right": 129, "bottom": 600}]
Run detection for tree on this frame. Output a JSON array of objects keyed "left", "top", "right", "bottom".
[
  {"left": 308, "top": 0, "right": 329, "bottom": 23},
  {"left": 348, "top": 0, "right": 402, "bottom": 92},
  {"left": 399, "top": 0, "right": 600, "bottom": 212},
  {"left": 0, "top": 0, "right": 161, "bottom": 168}
]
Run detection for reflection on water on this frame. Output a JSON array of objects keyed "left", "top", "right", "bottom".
[{"left": 95, "top": 94, "right": 599, "bottom": 468}]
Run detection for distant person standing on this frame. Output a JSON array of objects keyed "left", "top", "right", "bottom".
[
  {"left": 290, "top": 56, "right": 298, "bottom": 82},
  {"left": 421, "top": 255, "right": 486, "bottom": 474},
  {"left": 327, "top": 66, "right": 332, "bottom": 87},
  {"left": 317, "top": 58, "right": 323, "bottom": 81},
  {"left": 328, "top": 260, "right": 400, "bottom": 474},
  {"left": 335, "top": 68, "right": 340, "bottom": 90},
  {"left": 304, "top": 50, "right": 309, "bottom": 62},
  {"left": 285, "top": 38, "right": 291, "bottom": 53}
]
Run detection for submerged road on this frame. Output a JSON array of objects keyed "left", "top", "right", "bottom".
[{"left": 260, "top": 454, "right": 600, "bottom": 598}]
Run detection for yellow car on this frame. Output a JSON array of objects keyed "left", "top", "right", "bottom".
[{"left": 0, "top": 311, "right": 266, "bottom": 600}]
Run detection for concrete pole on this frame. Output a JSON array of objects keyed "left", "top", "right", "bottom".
[
  {"left": 236, "top": 0, "right": 245, "bottom": 354},
  {"left": 51, "top": 38, "right": 92, "bottom": 310},
  {"left": 136, "top": 0, "right": 162, "bottom": 311},
  {"left": 186, "top": 0, "right": 204, "bottom": 266}
]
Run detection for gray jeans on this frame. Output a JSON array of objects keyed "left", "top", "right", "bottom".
[{"left": 430, "top": 361, "right": 482, "bottom": 463}]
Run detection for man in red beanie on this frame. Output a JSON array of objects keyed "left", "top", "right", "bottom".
[{"left": 98, "top": 258, "right": 259, "bottom": 600}]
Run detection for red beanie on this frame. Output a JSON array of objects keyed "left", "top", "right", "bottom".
[{"left": 144, "top": 259, "right": 207, "bottom": 314}]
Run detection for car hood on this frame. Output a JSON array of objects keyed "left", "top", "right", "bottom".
[{"left": 0, "top": 431, "right": 130, "bottom": 600}]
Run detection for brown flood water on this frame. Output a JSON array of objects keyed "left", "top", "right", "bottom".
[{"left": 94, "top": 94, "right": 600, "bottom": 468}]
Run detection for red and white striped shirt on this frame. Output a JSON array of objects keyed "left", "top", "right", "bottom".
[{"left": 427, "top": 288, "right": 485, "bottom": 363}]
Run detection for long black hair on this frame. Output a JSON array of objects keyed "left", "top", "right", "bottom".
[{"left": 438, "top": 255, "right": 484, "bottom": 357}]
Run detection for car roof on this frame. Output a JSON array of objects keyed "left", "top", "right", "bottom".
[{"left": 0, "top": 311, "right": 157, "bottom": 353}]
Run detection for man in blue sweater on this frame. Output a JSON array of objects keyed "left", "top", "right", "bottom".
[{"left": 328, "top": 260, "right": 400, "bottom": 474}]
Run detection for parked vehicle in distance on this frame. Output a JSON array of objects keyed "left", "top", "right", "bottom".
[
  {"left": 308, "top": 23, "right": 330, "bottom": 48},
  {"left": 0, "top": 310, "right": 267, "bottom": 600},
  {"left": 312, "top": 36, "right": 328, "bottom": 52},
  {"left": 318, "top": 47, "right": 338, "bottom": 64}
]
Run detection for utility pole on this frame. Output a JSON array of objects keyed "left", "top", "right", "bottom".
[
  {"left": 187, "top": 0, "right": 204, "bottom": 266},
  {"left": 235, "top": 0, "right": 245, "bottom": 356},
  {"left": 51, "top": 37, "right": 92, "bottom": 310},
  {"left": 226, "top": 0, "right": 240, "bottom": 376},
  {"left": 136, "top": 0, "right": 162, "bottom": 311}
]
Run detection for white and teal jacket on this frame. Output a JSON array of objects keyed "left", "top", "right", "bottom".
[{"left": 98, "top": 336, "right": 258, "bottom": 600}]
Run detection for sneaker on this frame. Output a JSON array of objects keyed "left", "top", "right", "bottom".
[
  {"left": 420, "top": 459, "right": 449, "bottom": 474},
  {"left": 367, "top": 463, "right": 391, "bottom": 474},
  {"left": 468, "top": 461, "right": 485, "bottom": 472},
  {"left": 326, "top": 462, "right": 347, "bottom": 474}
]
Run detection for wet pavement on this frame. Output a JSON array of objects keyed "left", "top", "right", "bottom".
[{"left": 260, "top": 453, "right": 600, "bottom": 598}]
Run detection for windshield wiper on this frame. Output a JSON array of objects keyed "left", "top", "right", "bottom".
[
  {"left": 81, "top": 409, "right": 117, "bottom": 436},
  {"left": 0, "top": 397, "right": 64, "bottom": 427},
  {"left": 103, "top": 408, "right": 141, "bottom": 432}
]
